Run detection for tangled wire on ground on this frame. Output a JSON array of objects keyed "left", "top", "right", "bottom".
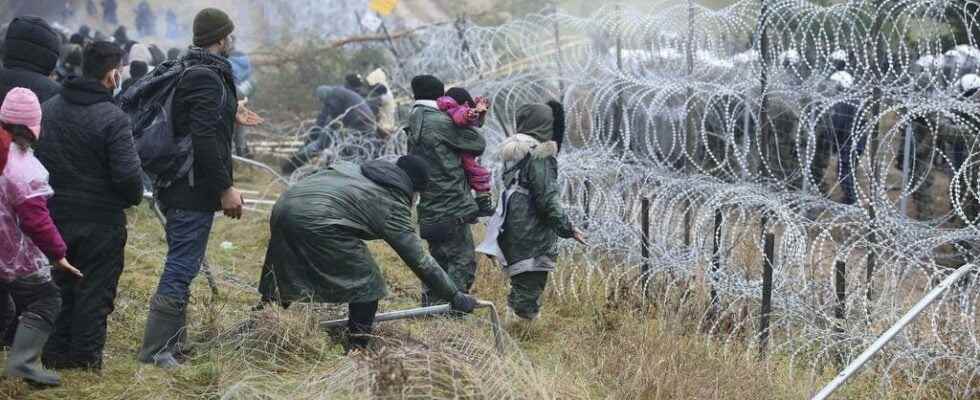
[{"left": 237, "top": 1, "right": 980, "bottom": 397}]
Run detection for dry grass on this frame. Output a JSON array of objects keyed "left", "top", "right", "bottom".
[{"left": 0, "top": 164, "right": 924, "bottom": 400}]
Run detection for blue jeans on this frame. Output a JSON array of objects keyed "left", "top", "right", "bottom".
[{"left": 157, "top": 208, "right": 214, "bottom": 301}]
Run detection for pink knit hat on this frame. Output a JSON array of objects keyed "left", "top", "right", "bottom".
[{"left": 0, "top": 87, "right": 42, "bottom": 139}]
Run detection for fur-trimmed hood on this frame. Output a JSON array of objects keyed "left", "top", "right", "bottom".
[{"left": 499, "top": 134, "right": 558, "bottom": 162}]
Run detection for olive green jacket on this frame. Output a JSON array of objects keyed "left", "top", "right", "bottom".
[
  {"left": 497, "top": 134, "right": 575, "bottom": 269},
  {"left": 258, "top": 160, "right": 458, "bottom": 304},
  {"left": 406, "top": 101, "right": 487, "bottom": 226}
]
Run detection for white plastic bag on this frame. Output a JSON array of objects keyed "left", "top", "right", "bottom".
[{"left": 476, "top": 190, "right": 514, "bottom": 266}]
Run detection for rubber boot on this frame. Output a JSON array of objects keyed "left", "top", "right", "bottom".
[
  {"left": 475, "top": 192, "right": 495, "bottom": 217},
  {"left": 4, "top": 312, "right": 60, "bottom": 386},
  {"left": 137, "top": 294, "right": 185, "bottom": 368}
]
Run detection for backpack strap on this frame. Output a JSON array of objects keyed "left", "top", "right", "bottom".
[{"left": 502, "top": 153, "right": 532, "bottom": 190}]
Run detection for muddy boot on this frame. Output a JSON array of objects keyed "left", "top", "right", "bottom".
[
  {"left": 4, "top": 312, "right": 60, "bottom": 386},
  {"left": 475, "top": 192, "right": 495, "bottom": 217},
  {"left": 137, "top": 294, "right": 185, "bottom": 368}
]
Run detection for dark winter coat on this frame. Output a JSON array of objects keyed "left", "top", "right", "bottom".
[
  {"left": 156, "top": 48, "right": 238, "bottom": 212},
  {"left": 498, "top": 134, "right": 574, "bottom": 271},
  {"left": 314, "top": 85, "right": 376, "bottom": 134},
  {"left": 406, "top": 101, "right": 486, "bottom": 227},
  {"left": 827, "top": 101, "right": 859, "bottom": 147},
  {"left": 258, "top": 160, "right": 459, "bottom": 304},
  {"left": 0, "top": 17, "right": 62, "bottom": 104},
  {"left": 496, "top": 104, "right": 574, "bottom": 272},
  {"left": 36, "top": 77, "right": 143, "bottom": 227}
]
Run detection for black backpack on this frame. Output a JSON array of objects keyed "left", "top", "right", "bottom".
[{"left": 118, "top": 59, "right": 225, "bottom": 189}]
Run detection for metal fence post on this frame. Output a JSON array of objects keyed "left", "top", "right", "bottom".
[{"left": 812, "top": 264, "right": 978, "bottom": 400}]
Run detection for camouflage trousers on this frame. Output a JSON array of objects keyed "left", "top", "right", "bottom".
[
  {"left": 508, "top": 271, "right": 548, "bottom": 320},
  {"left": 422, "top": 224, "right": 477, "bottom": 305}
]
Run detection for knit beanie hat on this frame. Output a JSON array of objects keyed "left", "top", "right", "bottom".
[
  {"left": 3, "top": 17, "right": 61, "bottom": 75},
  {"left": 130, "top": 61, "right": 149, "bottom": 80},
  {"left": 0, "top": 88, "right": 43, "bottom": 140},
  {"left": 396, "top": 155, "right": 432, "bottom": 193},
  {"left": 193, "top": 8, "right": 235, "bottom": 48},
  {"left": 411, "top": 75, "right": 444, "bottom": 101}
]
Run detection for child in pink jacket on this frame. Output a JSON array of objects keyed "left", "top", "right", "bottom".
[
  {"left": 0, "top": 87, "right": 82, "bottom": 386},
  {"left": 437, "top": 87, "right": 494, "bottom": 217}
]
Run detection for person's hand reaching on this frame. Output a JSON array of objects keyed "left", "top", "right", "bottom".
[
  {"left": 573, "top": 228, "right": 587, "bottom": 246},
  {"left": 236, "top": 98, "right": 265, "bottom": 126},
  {"left": 55, "top": 258, "right": 83, "bottom": 278}
]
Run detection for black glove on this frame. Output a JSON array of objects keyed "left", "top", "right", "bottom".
[
  {"left": 450, "top": 292, "right": 478, "bottom": 314},
  {"left": 475, "top": 193, "right": 495, "bottom": 217}
]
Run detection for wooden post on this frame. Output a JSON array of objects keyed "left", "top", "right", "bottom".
[
  {"left": 583, "top": 180, "right": 592, "bottom": 228},
  {"left": 759, "top": 217, "right": 775, "bottom": 357},
  {"left": 707, "top": 209, "right": 724, "bottom": 322},
  {"left": 900, "top": 123, "right": 913, "bottom": 215},
  {"left": 641, "top": 197, "right": 651, "bottom": 294},
  {"left": 834, "top": 259, "right": 847, "bottom": 365}
]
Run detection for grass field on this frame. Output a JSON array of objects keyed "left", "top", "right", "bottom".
[{"left": 0, "top": 163, "right": 922, "bottom": 399}]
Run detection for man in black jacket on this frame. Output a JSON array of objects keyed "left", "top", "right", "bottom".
[
  {"left": 35, "top": 41, "right": 143, "bottom": 370},
  {"left": 0, "top": 16, "right": 62, "bottom": 104},
  {"left": 137, "top": 8, "right": 244, "bottom": 368}
]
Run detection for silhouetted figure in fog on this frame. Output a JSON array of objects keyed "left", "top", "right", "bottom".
[
  {"left": 62, "top": 1, "right": 76, "bottom": 23},
  {"left": 147, "top": 44, "right": 165, "bottom": 67},
  {"left": 135, "top": 1, "right": 156, "bottom": 38},
  {"left": 166, "top": 10, "right": 180, "bottom": 39},
  {"left": 102, "top": 0, "right": 117, "bottom": 26},
  {"left": 86, "top": 0, "right": 98, "bottom": 17},
  {"left": 166, "top": 47, "right": 181, "bottom": 61},
  {"left": 112, "top": 26, "right": 127, "bottom": 45}
]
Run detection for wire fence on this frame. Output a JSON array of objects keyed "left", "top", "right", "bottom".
[{"left": 237, "top": 1, "right": 980, "bottom": 397}]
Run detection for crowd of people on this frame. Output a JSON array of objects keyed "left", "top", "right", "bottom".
[{"left": 0, "top": 5, "right": 588, "bottom": 388}]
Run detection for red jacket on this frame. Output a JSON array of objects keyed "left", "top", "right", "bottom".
[
  {"left": 0, "top": 130, "right": 9, "bottom": 172},
  {"left": 460, "top": 153, "right": 492, "bottom": 193},
  {"left": 15, "top": 196, "right": 66, "bottom": 260}
]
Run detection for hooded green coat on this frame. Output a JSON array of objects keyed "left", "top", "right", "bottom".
[
  {"left": 406, "top": 101, "right": 486, "bottom": 226},
  {"left": 258, "top": 160, "right": 459, "bottom": 304},
  {"left": 497, "top": 104, "right": 575, "bottom": 273}
]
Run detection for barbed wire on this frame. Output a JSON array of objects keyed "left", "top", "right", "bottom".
[{"left": 234, "top": 1, "right": 980, "bottom": 396}]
